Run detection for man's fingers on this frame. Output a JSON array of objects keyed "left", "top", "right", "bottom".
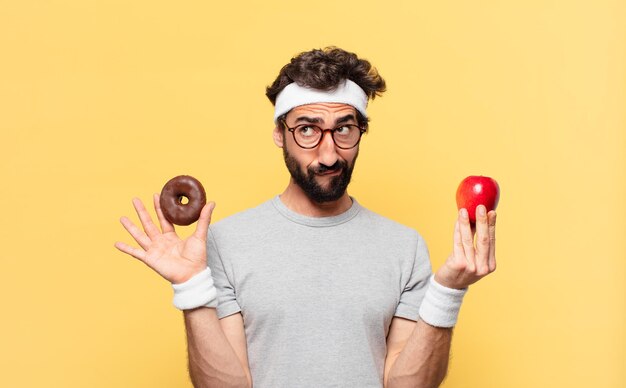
[
  {"left": 120, "top": 216, "right": 151, "bottom": 250},
  {"left": 153, "top": 193, "right": 175, "bottom": 234},
  {"left": 459, "top": 208, "right": 477, "bottom": 271},
  {"left": 132, "top": 198, "right": 161, "bottom": 238},
  {"left": 452, "top": 219, "right": 469, "bottom": 268},
  {"left": 488, "top": 210, "right": 497, "bottom": 272},
  {"left": 474, "top": 205, "right": 490, "bottom": 275},
  {"left": 114, "top": 241, "right": 146, "bottom": 262},
  {"left": 193, "top": 202, "right": 216, "bottom": 241}
]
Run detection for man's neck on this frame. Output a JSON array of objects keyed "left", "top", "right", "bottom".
[{"left": 279, "top": 180, "right": 353, "bottom": 217}]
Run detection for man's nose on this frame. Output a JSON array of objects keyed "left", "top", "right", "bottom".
[{"left": 316, "top": 131, "right": 339, "bottom": 167}]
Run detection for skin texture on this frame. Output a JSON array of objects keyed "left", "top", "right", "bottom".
[
  {"left": 283, "top": 146, "right": 354, "bottom": 203},
  {"left": 115, "top": 196, "right": 252, "bottom": 388},
  {"left": 385, "top": 205, "right": 497, "bottom": 388},
  {"left": 115, "top": 102, "right": 497, "bottom": 388},
  {"left": 273, "top": 103, "right": 360, "bottom": 216}
]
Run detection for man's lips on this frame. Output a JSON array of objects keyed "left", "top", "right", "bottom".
[{"left": 316, "top": 168, "right": 342, "bottom": 176}]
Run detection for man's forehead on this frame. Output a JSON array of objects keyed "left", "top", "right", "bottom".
[{"left": 287, "top": 103, "right": 357, "bottom": 121}]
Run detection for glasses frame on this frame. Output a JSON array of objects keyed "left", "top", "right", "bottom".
[{"left": 281, "top": 120, "right": 366, "bottom": 150}]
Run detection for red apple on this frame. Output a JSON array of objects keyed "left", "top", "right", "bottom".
[{"left": 456, "top": 176, "right": 500, "bottom": 223}]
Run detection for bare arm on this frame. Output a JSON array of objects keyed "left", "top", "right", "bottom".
[
  {"left": 115, "top": 195, "right": 251, "bottom": 388},
  {"left": 384, "top": 318, "right": 451, "bottom": 388},
  {"left": 185, "top": 309, "right": 251, "bottom": 388},
  {"left": 385, "top": 206, "right": 497, "bottom": 388}
]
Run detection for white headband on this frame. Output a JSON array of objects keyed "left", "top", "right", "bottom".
[{"left": 273, "top": 79, "right": 368, "bottom": 123}]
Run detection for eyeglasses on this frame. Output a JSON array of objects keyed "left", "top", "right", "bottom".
[{"left": 282, "top": 120, "right": 366, "bottom": 149}]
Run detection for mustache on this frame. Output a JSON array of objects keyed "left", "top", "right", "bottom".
[{"left": 312, "top": 160, "right": 346, "bottom": 174}]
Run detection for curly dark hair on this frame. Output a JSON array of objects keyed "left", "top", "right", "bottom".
[{"left": 266, "top": 47, "right": 386, "bottom": 128}]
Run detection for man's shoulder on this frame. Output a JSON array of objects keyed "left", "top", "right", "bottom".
[
  {"left": 210, "top": 197, "right": 277, "bottom": 234},
  {"left": 356, "top": 203, "right": 423, "bottom": 241}
]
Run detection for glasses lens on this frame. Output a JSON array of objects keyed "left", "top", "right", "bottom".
[
  {"left": 293, "top": 125, "right": 322, "bottom": 148},
  {"left": 333, "top": 125, "right": 361, "bottom": 148},
  {"left": 290, "top": 124, "right": 363, "bottom": 149}
]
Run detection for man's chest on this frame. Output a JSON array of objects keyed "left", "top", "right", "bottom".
[{"left": 228, "top": 242, "right": 407, "bottom": 329}]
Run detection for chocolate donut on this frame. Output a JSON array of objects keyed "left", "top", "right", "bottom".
[{"left": 159, "top": 175, "right": 207, "bottom": 226}]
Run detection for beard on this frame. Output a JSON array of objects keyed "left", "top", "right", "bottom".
[{"left": 283, "top": 146, "right": 357, "bottom": 203}]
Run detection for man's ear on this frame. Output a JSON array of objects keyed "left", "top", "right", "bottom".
[{"left": 273, "top": 126, "right": 284, "bottom": 148}]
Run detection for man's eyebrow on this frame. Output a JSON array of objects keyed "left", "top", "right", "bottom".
[
  {"left": 294, "top": 116, "right": 322, "bottom": 124},
  {"left": 335, "top": 114, "right": 357, "bottom": 125}
]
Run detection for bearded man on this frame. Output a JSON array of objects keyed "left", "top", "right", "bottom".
[{"left": 116, "top": 47, "right": 498, "bottom": 388}]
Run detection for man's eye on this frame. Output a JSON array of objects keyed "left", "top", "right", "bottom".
[
  {"left": 335, "top": 126, "right": 352, "bottom": 135},
  {"left": 297, "top": 126, "right": 318, "bottom": 137}
]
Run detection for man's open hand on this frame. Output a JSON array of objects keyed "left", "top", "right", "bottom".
[
  {"left": 434, "top": 205, "right": 497, "bottom": 290},
  {"left": 115, "top": 194, "right": 215, "bottom": 284}
]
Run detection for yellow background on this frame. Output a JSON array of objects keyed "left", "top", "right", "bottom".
[{"left": 1, "top": 1, "right": 624, "bottom": 387}]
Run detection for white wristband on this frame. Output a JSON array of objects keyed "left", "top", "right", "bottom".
[
  {"left": 418, "top": 275, "right": 467, "bottom": 328},
  {"left": 172, "top": 267, "right": 218, "bottom": 310}
]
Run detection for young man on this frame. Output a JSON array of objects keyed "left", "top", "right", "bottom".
[{"left": 116, "top": 47, "right": 497, "bottom": 388}]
